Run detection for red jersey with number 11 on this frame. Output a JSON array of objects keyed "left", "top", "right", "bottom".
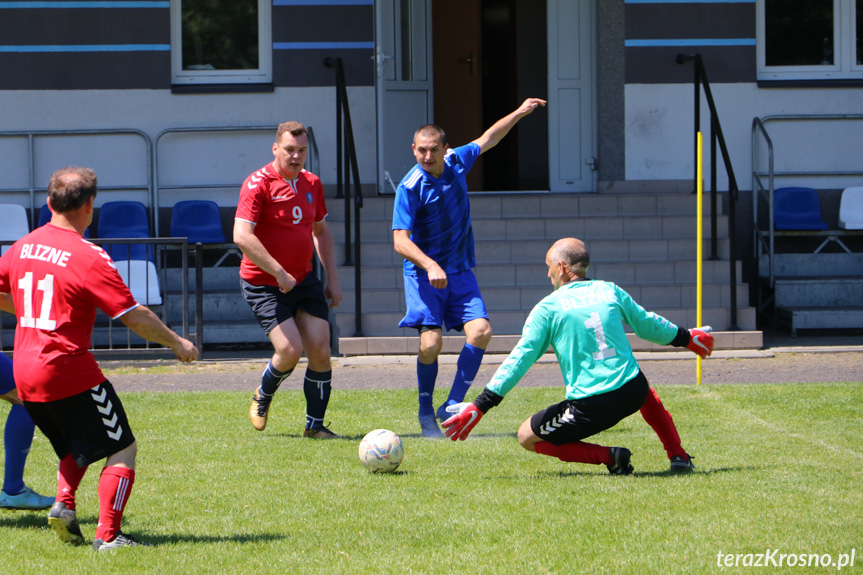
[{"left": 0, "top": 224, "right": 138, "bottom": 402}]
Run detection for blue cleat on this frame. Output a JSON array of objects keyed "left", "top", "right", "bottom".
[
  {"left": 0, "top": 486, "right": 55, "bottom": 510},
  {"left": 436, "top": 399, "right": 459, "bottom": 423},
  {"left": 419, "top": 413, "right": 444, "bottom": 438}
]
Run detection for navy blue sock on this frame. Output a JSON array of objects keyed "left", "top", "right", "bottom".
[
  {"left": 304, "top": 369, "right": 332, "bottom": 430},
  {"left": 3, "top": 404, "right": 35, "bottom": 495},
  {"left": 417, "top": 360, "right": 438, "bottom": 417},
  {"left": 448, "top": 343, "right": 485, "bottom": 404},
  {"left": 260, "top": 361, "right": 292, "bottom": 397}
]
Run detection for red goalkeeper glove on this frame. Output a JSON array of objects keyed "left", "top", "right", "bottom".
[
  {"left": 441, "top": 402, "right": 484, "bottom": 441},
  {"left": 687, "top": 326, "right": 714, "bottom": 358}
]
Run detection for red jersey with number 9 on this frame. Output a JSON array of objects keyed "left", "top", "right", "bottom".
[
  {"left": 0, "top": 224, "right": 138, "bottom": 402},
  {"left": 235, "top": 163, "right": 328, "bottom": 286}
]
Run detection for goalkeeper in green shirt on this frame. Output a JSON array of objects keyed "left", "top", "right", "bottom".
[{"left": 442, "top": 238, "right": 714, "bottom": 475}]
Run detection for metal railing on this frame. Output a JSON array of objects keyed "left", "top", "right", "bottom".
[
  {"left": 0, "top": 128, "right": 153, "bottom": 231},
  {"left": 751, "top": 114, "right": 863, "bottom": 290},
  {"left": 325, "top": 56, "right": 365, "bottom": 336},
  {"left": 676, "top": 53, "right": 741, "bottom": 330},
  {"left": 1, "top": 237, "right": 196, "bottom": 358},
  {"left": 153, "top": 125, "right": 321, "bottom": 234},
  {"left": 0, "top": 124, "right": 334, "bottom": 355}
]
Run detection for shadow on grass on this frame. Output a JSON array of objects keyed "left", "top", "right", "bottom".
[
  {"left": 0, "top": 511, "right": 50, "bottom": 530},
  {"left": 362, "top": 469, "right": 412, "bottom": 477},
  {"left": 397, "top": 432, "right": 518, "bottom": 440},
  {"left": 538, "top": 466, "right": 750, "bottom": 479},
  {"left": 142, "top": 532, "right": 289, "bottom": 546},
  {"left": 266, "top": 432, "right": 367, "bottom": 441},
  {"left": 2, "top": 513, "right": 290, "bottom": 547},
  {"left": 630, "top": 466, "right": 751, "bottom": 478}
]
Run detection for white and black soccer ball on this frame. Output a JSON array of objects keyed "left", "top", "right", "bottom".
[{"left": 358, "top": 429, "right": 404, "bottom": 473}]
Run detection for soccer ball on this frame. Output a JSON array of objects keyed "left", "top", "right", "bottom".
[{"left": 358, "top": 429, "right": 404, "bottom": 473}]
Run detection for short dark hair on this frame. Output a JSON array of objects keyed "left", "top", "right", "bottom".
[
  {"left": 275, "top": 121, "right": 307, "bottom": 142},
  {"left": 413, "top": 124, "right": 447, "bottom": 146},
  {"left": 47, "top": 166, "right": 98, "bottom": 213}
]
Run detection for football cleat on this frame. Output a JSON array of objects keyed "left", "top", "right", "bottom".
[
  {"left": 419, "top": 413, "right": 444, "bottom": 438},
  {"left": 607, "top": 447, "right": 634, "bottom": 476},
  {"left": 303, "top": 425, "right": 340, "bottom": 439},
  {"left": 47, "top": 501, "right": 85, "bottom": 545},
  {"left": 93, "top": 531, "right": 151, "bottom": 551},
  {"left": 249, "top": 387, "right": 273, "bottom": 431},
  {"left": 670, "top": 453, "right": 695, "bottom": 473},
  {"left": 0, "top": 485, "right": 55, "bottom": 510},
  {"left": 435, "top": 399, "right": 459, "bottom": 423}
]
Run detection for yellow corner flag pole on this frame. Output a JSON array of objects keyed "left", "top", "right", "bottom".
[{"left": 696, "top": 131, "right": 704, "bottom": 385}]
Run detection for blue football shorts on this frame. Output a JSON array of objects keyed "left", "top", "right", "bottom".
[
  {"left": 0, "top": 353, "right": 14, "bottom": 395},
  {"left": 399, "top": 269, "right": 489, "bottom": 332}
]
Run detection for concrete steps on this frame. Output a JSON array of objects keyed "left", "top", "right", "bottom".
[
  {"left": 338, "top": 331, "right": 763, "bottom": 356},
  {"left": 760, "top": 253, "right": 863, "bottom": 335},
  {"left": 137, "top": 191, "right": 755, "bottom": 345},
  {"left": 0, "top": 191, "right": 758, "bottom": 352},
  {"left": 329, "top": 192, "right": 754, "bottom": 336}
]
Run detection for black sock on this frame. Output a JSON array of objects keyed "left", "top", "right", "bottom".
[
  {"left": 260, "top": 361, "right": 292, "bottom": 396},
  {"left": 303, "top": 369, "right": 332, "bottom": 430}
]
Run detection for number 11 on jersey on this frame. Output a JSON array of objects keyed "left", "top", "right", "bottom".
[{"left": 18, "top": 272, "right": 57, "bottom": 330}]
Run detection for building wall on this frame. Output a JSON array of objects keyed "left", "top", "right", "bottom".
[
  {"left": 618, "top": 0, "right": 863, "bottom": 189},
  {"left": 3, "top": 0, "right": 862, "bottom": 198},
  {"left": 0, "top": 0, "right": 377, "bottom": 203}
]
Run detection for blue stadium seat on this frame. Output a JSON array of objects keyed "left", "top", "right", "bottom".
[
  {"left": 38, "top": 204, "right": 51, "bottom": 227},
  {"left": 170, "top": 200, "right": 226, "bottom": 244},
  {"left": 98, "top": 201, "right": 153, "bottom": 261},
  {"left": 171, "top": 200, "right": 238, "bottom": 266},
  {"left": 773, "top": 187, "right": 828, "bottom": 230},
  {"left": 39, "top": 204, "right": 90, "bottom": 238}
]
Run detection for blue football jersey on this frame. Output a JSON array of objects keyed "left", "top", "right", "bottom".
[{"left": 392, "top": 143, "right": 481, "bottom": 276}]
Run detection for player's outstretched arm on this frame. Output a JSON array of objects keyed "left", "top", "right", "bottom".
[
  {"left": 120, "top": 306, "right": 199, "bottom": 363},
  {"left": 472, "top": 97, "right": 547, "bottom": 154}
]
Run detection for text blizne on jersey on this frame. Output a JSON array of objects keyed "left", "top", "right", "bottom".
[{"left": 18, "top": 244, "right": 71, "bottom": 268}]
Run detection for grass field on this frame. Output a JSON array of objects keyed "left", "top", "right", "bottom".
[{"left": 1, "top": 382, "right": 861, "bottom": 574}]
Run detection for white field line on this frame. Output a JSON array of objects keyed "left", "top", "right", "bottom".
[{"left": 708, "top": 393, "right": 863, "bottom": 460}]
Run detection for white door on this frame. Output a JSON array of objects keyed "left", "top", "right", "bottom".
[
  {"left": 375, "top": 0, "right": 433, "bottom": 194},
  {"left": 547, "top": 0, "right": 596, "bottom": 192}
]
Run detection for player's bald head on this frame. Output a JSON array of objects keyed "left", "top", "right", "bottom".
[
  {"left": 47, "top": 166, "right": 98, "bottom": 213},
  {"left": 547, "top": 238, "right": 589, "bottom": 276}
]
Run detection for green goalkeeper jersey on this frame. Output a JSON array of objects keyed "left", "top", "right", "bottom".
[{"left": 486, "top": 279, "right": 680, "bottom": 400}]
